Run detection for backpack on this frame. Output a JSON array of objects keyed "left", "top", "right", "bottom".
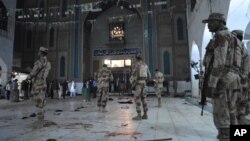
[
  {"left": 137, "top": 62, "right": 148, "bottom": 79},
  {"left": 230, "top": 34, "right": 247, "bottom": 71}
]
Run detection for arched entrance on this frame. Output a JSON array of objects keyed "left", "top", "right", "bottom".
[{"left": 190, "top": 41, "right": 200, "bottom": 98}]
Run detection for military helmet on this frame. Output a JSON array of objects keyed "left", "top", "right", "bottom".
[
  {"left": 202, "top": 13, "right": 226, "bottom": 24},
  {"left": 232, "top": 30, "right": 243, "bottom": 37},
  {"left": 39, "top": 46, "right": 48, "bottom": 53}
]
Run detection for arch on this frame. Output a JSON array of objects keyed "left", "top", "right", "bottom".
[
  {"left": 39, "top": 0, "right": 45, "bottom": 19},
  {"left": 0, "top": 1, "right": 8, "bottom": 31},
  {"left": 163, "top": 51, "right": 170, "bottom": 75},
  {"left": 177, "top": 18, "right": 184, "bottom": 40},
  {"left": 0, "top": 57, "right": 7, "bottom": 85},
  {"left": 60, "top": 56, "right": 66, "bottom": 77},
  {"left": 49, "top": 27, "right": 54, "bottom": 47}
]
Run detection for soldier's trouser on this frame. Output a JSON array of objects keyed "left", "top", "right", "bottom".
[
  {"left": 212, "top": 89, "right": 239, "bottom": 140},
  {"left": 10, "top": 90, "right": 19, "bottom": 102},
  {"left": 134, "top": 82, "right": 148, "bottom": 114},
  {"left": 53, "top": 90, "right": 58, "bottom": 99},
  {"left": 155, "top": 87, "right": 163, "bottom": 99},
  {"left": 32, "top": 91, "right": 46, "bottom": 122},
  {"left": 97, "top": 87, "right": 109, "bottom": 108}
]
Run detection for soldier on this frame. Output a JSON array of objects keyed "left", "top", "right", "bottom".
[
  {"left": 153, "top": 69, "right": 164, "bottom": 107},
  {"left": 130, "top": 53, "right": 151, "bottom": 120},
  {"left": 202, "top": 13, "right": 241, "bottom": 141},
  {"left": 26, "top": 46, "right": 51, "bottom": 129},
  {"left": 231, "top": 30, "right": 250, "bottom": 125},
  {"left": 96, "top": 64, "right": 113, "bottom": 112}
]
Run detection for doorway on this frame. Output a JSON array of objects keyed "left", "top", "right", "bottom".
[
  {"left": 103, "top": 59, "right": 132, "bottom": 94},
  {"left": 111, "top": 68, "right": 131, "bottom": 94}
]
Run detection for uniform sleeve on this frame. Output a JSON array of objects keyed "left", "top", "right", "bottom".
[
  {"left": 43, "top": 62, "right": 51, "bottom": 79},
  {"left": 242, "top": 45, "right": 249, "bottom": 75},
  {"left": 27, "top": 60, "right": 42, "bottom": 80},
  {"left": 208, "top": 33, "right": 229, "bottom": 88},
  {"left": 131, "top": 63, "right": 137, "bottom": 76},
  {"left": 203, "top": 39, "right": 214, "bottom": 67}
]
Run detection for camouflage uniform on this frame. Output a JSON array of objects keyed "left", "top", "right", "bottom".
[
  {"left": 154, "top": 70, "right": 164, "bottom": 107},
  {"left": 96, "top": 65, "right": 113, "bottom": 112},
  {"left": 130, "top": 54, "right": 151, "bottom": 120},
  {"left": 27, "top": 47, "right": 51, "bottom": 129},
  {"left": 202, "top": 13, "right": 241, "bottom": 141},
  {"left": 231, "top": 30, "right": 250, "bottom": 125}
]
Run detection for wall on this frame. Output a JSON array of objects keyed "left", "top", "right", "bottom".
[
  {"left": 0, "top": 0, "right": 16, "bottom": 86},
  {"left": 89, "top": 6, "right": 143, "bottom": 73}
]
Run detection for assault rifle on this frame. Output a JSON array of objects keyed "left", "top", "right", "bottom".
[{"left": 200, "top": 56, "right": 214, "bottom": 116}]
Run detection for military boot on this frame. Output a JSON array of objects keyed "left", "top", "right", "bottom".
[
  {"left": 158, "top": 98, "right": 162, "bottom": 107},
  {"left": 218, "top": 128, "right": 230, "bottom": 141},
  {"left": 132, "top": 113, "right": 142, "bottom": 120},
  {"left": 31, "top": 114, "right": 44, "bottom": 129},
  {"left": 142, "top": 112, "right": 148, "bottom": 119}
]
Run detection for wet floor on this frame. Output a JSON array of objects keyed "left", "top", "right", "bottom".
[{"left": 0, "top": 95, "right": 219, "bottom": 141}]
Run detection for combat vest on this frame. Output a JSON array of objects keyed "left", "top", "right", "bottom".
[{"left": 137, "top": 62, "right": 148, "bottom": 80}]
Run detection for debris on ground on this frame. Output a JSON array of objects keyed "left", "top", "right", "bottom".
[
  {"left": 118, "top": 98, "right": 133, "bottom": 104},
  {"left": 143, "top": 138, "right": 172, "bottom": 141},
  {"left": 121, "top": 106, "right": 129, "bottom": 109},
  {"left": 29, "top": 113, "right": 36, "bottom": 117},
  {"left": 46, "top": 139, "right": 57, "bottom": 141},
  {"left": 121, "top": 123, "right": 128, "bottom": 126},
  {"left": 43, "top": 120, "right": 57, "bottom": 127},
  {"left": 55, "top": 110, "right": 63, "bottom": 112},
  {"left": 105, "top": 131, "right": 141, "bottom": 137},
  {"left": 63, "top": 123, "right": 93, "bottom": 129},
  {"left": 109, "top": 98, "right": 114, "bottom": 101},
  {"left": 74, "top": 106, "right": 86, "bottom": 111}
]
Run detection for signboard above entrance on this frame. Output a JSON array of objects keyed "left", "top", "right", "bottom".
[{"left": 93, "top": 48, "right": 142, "bottom": 56}]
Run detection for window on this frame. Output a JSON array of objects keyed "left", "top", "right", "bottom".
[
  {"left": 62, "top": 0, "right": 67, "bottom": 17},
  {"left": 109, "top": 22, "right": 124, "bottom": 41},
  {"left": 60, "top": 56, "right": 66, "bottom": 77},
  {"left": 164, "top": 51, "right": 170, "bottom": 74},
  {"left": 27, "top": 30, "right": 32, "bottom": 48},
  {"left": 0, "top": 1, "right": 8, "bottom": 31},
  {"left": 161, "top": 0, "right": 167, "bottom": 9},
  {"left": 49, "top": 28, "right": 54, "bottom": 47},
  {"left": 39, "top": 1, "right": 45, "bottom": 19},
  {"left": 177, "top": 18, "right": 184, "bottom": 40}
]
